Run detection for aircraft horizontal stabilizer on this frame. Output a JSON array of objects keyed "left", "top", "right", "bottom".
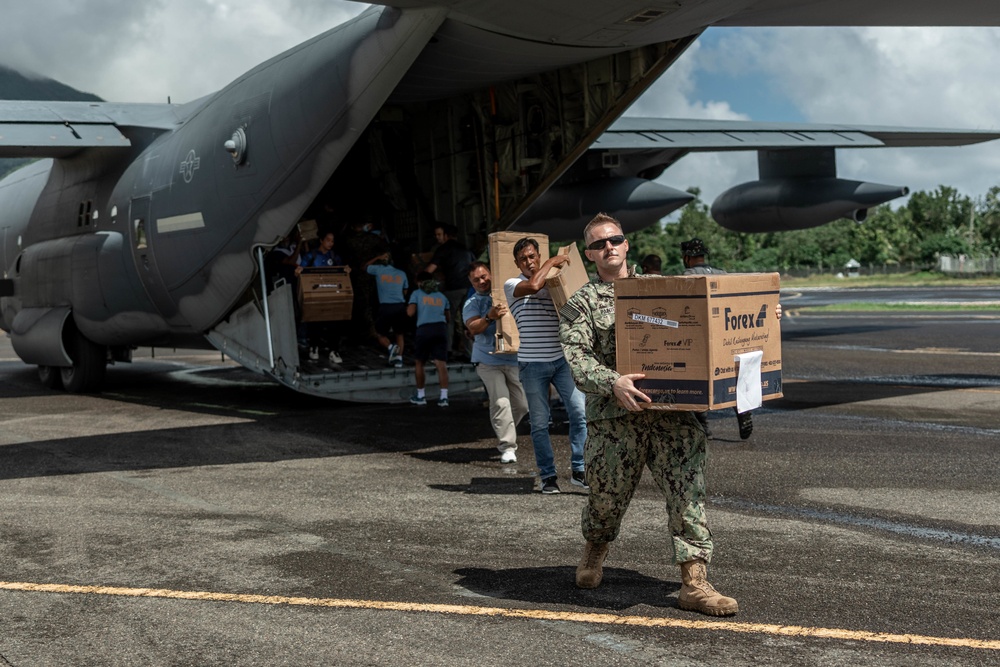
[
  {"left": 0, "top": 122, "right": 130, "bottom": 157},
  {"left": 0, "top": 100, "right": 185, "bottom": 158}
]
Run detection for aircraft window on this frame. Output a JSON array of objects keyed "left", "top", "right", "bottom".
[
  {"left": 111, "top": 205, "right": 118, "bottom": 219},
  {"left": 92, "top": 210, "right": 99, "bottom": 221},
  {"left": 134, "top": 219, "right": 147, "bottom": 249},
  {"left": 78, "top": 200, "right": 94, "bottom": 227}
]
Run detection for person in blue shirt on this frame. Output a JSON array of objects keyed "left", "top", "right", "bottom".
[
  {"left": 407, "top": 272, "right": 450, "bottom": 407},
  {"left": 295, "top": 229, "right": 348, "bottom": 364},
  {"left": 295, "top": 229, "right": 345, "bottom": 271},
  {"left": 365, "top": 251, "right": 409, "bottom": 367},
  {"left": 463, "top": 261, "right": 528, "bottom": 463}
]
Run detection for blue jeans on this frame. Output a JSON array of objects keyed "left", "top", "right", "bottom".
[{"left": 518, "top": 357, "right": 587, "bottom": 479}]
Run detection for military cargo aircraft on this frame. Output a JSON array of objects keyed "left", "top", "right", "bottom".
[{"left": 1, "top": 1, "right": 999, "bottom": 401}]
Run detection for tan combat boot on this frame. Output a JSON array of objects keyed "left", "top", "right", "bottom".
[
  {"left": 575, "top": 541, "right": 610, "bottom": 589},
  {"left": 678, "top": 559, "right": 739, "bottom": 616}
]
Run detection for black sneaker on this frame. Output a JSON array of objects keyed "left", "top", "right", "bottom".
[
  {"left": 737, "top": 411, "right": 753, "bottom": 440},
  {"left": 540, "top": 476, "right": 560, "bottom": 495},
  {"left": 570, "top": 469, "right": 589, "bottom": 489}
]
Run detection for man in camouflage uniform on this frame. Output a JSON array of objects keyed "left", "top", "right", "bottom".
[{"left": 558, "top": 213, "right": 738, "bottom": 617}]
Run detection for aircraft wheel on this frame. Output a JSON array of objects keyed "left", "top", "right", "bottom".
[
  {"left": 59, "top": 333, "right": 108, "bottom": 393},
  {"left": 37, "top": 365, "right": 64, "bottom": 389}
]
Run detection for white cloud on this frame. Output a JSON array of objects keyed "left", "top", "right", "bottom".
[
  {"left": 644, "top": 26, "right": 1000, "bottom": 206},
  {"left": 0, "top": 0, "right": 365, "bottom": 102},
  {"left": 626, "top": 37, "right": 757, "bottom": 209}
]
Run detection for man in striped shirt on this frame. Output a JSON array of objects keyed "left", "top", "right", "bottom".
[{"left": 503, "top": 237, "right": 587, "bottom": 495}]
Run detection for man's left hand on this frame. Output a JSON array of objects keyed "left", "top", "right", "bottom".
[{"left": 613, "top": 374, "right": 651, "bottom": 412}]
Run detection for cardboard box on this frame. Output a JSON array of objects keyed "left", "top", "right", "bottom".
[
  {"left": 544, "top": 243, "right": 590, "bottom": 312},
  {"left": 298, "top": 219, "right": 318, "bottom": 241},
  {"left": 615, "top": 273, "right": 782, "bottom": 411},
  {"left": 488, "top": 231, "right": 549, "bottom": 353},
  {"left": 298, "top": 267, "right": 353, "bottom": 322}
]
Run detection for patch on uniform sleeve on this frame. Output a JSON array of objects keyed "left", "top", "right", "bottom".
[{"left": 559, "top": 301, "right": 583, "bottom": 323}]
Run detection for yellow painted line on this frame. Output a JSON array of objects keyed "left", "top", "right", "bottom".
[{"left": 1, "top": 581, "right": 997, "bottom": 651}]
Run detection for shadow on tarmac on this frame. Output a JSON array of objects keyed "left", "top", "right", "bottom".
[
  {"left": 0, "top": 361, "right": 510, "bottom": 481},
  {"left": 430, "top": 477, "right": 538, "bottom": 494},
  {"left": 0, "top": 424, "right": 357, "bottom": 481},
  {"left": 770, "top": 376, "right": 999, "bottom": 410},
  {"left": 453, "top": 566, "right": 680, "bottom": 611},
  {"left": 409, "top": 447, "right": 498, "bottom": 465},
  {"left": 780, "top": 323, "right": 911, "bottom": 341}
]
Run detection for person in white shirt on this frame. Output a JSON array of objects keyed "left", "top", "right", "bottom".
[{"left": 503, "top": 237, "right": 587, "bottom": 495}]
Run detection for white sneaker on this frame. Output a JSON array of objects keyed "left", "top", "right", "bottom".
[
  {"left": 500, "top": 450, "right": 517, "bottom": 464},
  {"left": 308, "top": 347, "right": 319, "bottom": 361},
  {"left": 329, "top": 350, "right": 342, "bottom": 363}
]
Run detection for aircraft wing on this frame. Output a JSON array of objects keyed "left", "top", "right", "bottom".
[
  {"left": 591, "top": 117, "right": 1000, "bottom": 175},
  {"left": 0, "top": 100, "right": 185, "bottom": 158},
  {"left": 526, "top": 117, "right": 1000, "bottom": 236},
  {"left": 355, "top": 1, "right": 1000, "bottom": 47}
]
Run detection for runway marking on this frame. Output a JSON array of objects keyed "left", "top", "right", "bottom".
[
  {"left": 1, "top": 581, "right": 997, "bottom": 651},
  {"left": 783, "top": 343, "right": 1000, "bottom": 358}
]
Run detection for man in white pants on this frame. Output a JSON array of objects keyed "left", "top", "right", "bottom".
[{"left": 463, "top": 261, "right": 528, "bottom": 463}]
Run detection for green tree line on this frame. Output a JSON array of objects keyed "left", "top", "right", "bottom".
[{"left": 622, "top": 185, "right": 1000, "bottom": 274}]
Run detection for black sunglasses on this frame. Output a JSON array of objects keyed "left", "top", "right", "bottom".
[{"left": 586, "top": 235, "right": 626, "bottom": 251}]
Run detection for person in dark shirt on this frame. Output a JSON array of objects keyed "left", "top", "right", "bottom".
[
  {"left": 640, "top": 253, "right": 663, "bottom": 275},
  {"left": 680, "top": 238, "right": 751, "bottom": 439},
  {"left": 424, "top": 223, "right": 475, "bottom": 358}
]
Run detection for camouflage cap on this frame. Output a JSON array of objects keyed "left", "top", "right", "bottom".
[{"left": 680, "top": 238, "right": 708, "bottom": 257}]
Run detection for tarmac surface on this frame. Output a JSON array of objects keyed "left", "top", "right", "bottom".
[{"left": 1, "top": 287, "right": 998, "bottom": 666}]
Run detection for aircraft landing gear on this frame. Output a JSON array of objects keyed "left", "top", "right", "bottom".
[
  {"left": 37, "top": 365, "right": 63, "bottom": 389},
  {"left": 58, "top": 331, "right": 108, "bottom": 393}
]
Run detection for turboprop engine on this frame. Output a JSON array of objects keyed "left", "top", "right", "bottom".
[
  {"left": 711, "top": 177, "right": 908, "bottom": 233},
  {"left": 510, "top": 177, "right": 694, "bottom": 240}
]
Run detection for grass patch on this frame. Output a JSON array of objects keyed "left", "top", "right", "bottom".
[
  {"left": 795, "top": 302, "right": 1000, "bottom": 313},
  {"left": 780, "top": 271, "right": 1000, "bottom": 288}
]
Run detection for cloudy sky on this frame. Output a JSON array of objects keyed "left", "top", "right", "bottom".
[{"left": 3, "top": 1, "right": 999, "bottom": 208}]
